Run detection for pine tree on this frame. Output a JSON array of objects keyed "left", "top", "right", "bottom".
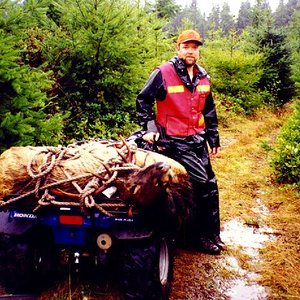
[
  {"left": 36, "top": 0, "right": 172, "bottom": 141},
  {"left": 274, "top": 0, "right": 289, "bottom": 28},
  {"left": 167, "top": 0, "right": 207, "bottom": 38},
  {"left": 286, "top": 0, "right": 300, "bottom": 19},
  {"left": 201, "top": 31, "right": 264, "bottom": 113},
  {"left": 287, "top": 10, "right": 300, "bottom": 90},
  {"left": 220, "top": 2, "right": 235, "bottom": 36},
  {"left": 207, "top": 5, "right": 221, "bottom": 32},
  {"left": 248, "top": 0, "right": 295, "bottom": 105},
  {"left": 257, "top": 31, "right": 295, "bottom": 105},
  {"left": 0, "top": 31, "right": 64, "bottom": 151},
  {"left": 236, "top": 1, "right": 252, "bottom": 33},
  {"left": 154, "top": 0, "right": 180, "bottom": 19},
  {"left": 251, "top": 0, "right": 273, "bottom": 29}
]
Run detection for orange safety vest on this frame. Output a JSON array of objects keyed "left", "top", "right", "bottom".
[{"left": 156, "top": 63, "right": 211, "bottom": 137}]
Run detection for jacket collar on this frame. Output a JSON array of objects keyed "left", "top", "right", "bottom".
[{"left": 169, "top": 56, "right": 207, "bottom": 92}]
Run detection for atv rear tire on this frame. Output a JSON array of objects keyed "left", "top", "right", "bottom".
[{"left": 0, "top": 234, "right": 57, "bottom": 294}]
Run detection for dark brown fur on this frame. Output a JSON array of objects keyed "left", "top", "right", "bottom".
[{"left": 115, "top": 162, "right": 193, "bottom": 231}]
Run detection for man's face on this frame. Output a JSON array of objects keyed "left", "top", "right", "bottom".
[{"left": 177, "top": 42, "right": 200, "bottom": 67}]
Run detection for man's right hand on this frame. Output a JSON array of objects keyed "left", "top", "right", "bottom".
[{"left": 142, "top": 132, "right": 160, "bottom": 144}]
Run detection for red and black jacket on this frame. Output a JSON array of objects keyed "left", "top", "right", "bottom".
[{"left": 136, "top": 56, "right": 220, "bottom": 148}]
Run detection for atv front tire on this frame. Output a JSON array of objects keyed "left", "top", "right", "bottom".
[{"left": 120, "top": 236, "right": 174, "bottom": 300}]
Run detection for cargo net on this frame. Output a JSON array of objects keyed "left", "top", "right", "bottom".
[{"left": 0, "top": 138, "right": 140, "bottom": 216}]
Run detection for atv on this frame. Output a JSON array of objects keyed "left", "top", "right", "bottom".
[{"left": 0, "top": 189, "right": 174, "bottom": 299}]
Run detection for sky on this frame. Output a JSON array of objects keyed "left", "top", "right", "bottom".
[{"left": 176, "top": 0, "right": 281, "bottom": 17}]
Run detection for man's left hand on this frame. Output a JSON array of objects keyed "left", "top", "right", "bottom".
[{"left": 210, "top": 147, "right": 220, "bottom": 158}]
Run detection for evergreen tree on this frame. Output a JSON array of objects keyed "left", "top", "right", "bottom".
[
  {"left": 248, "top": 0, "right": 295, "bottom": 105},
  {"left": 234, "top": 0, "right": 294, "bottom": 106},
  {"left": 286, "top": 0, "right": 300, "bottom": 20},
  {"left": 220, "top": 2, "right": 235, "bottom": 36},
  {"left": 202, "top": 32, "right": 264, "bottom": 113},
  {"left": 251, "top": 0, "right": 273, "bottom": 29},
  {"left": 207, "top": 5, "right": 221, "bottom": 32},
  {"left": 287, "top": 10, "right": 300, "bottom": 91},
  {"left": 244, "top": 0, "right": 295, "bottom": 105},
  {"left": 271, "top": 101, "right": 300, "bottom": 187},
  {"left": 0, "top": 31, "right": 65, "bottom": 151},
  {"left": 0, "top": 0, "right": 173, "bottom": 145},
  {"left": 154, "top": 0, "right": 180, "bottom": 19},
  {"left": 236, "top": 1, "right": 252, "bottom": 33},
  {"left": 0, "top": 1, "right": 65, "bottom": 151},
  {"left": 38, "top": 0, "right": 171, "bottom": 141},
  {"left": 167, "top": 0, "right": 207, "bottom": 38},
  {"left": 274, "top": 0, "right": 289, "bottom": 28},
  {"left": 257, "top": 30, "right": 295, "bottom": 105}
]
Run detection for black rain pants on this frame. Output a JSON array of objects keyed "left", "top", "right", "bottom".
[{"left": 163, "top": 132, "right": 220, "bottom": 240}]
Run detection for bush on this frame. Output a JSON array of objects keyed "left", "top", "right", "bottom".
[
  {"left": 271, "top": 101, "right": 300, "bottom": 188},
  {"left": 201, "top": 32, "right": 264, "bottom": 114}
]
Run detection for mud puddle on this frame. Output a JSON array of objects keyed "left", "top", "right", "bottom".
[
  {"left": 220, "top": 217, "right": 275, "bottom": 300},
  {"left": 219, "top": 195, "right": 276, "bottom": 300},
  {"left": 171, "top": 198, "right": 276, "bottom": 300}
]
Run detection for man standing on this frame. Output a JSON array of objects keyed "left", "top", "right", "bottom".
[{"left": 136, "top": 29, "right": 225, "bottom": 255}]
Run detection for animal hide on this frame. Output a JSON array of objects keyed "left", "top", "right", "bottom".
[
  {"left": 0, "top": 140, "right": 192, "bottom": 222},
  {"left": 115, "top": 161, "right": 193, "bottom": 227}
]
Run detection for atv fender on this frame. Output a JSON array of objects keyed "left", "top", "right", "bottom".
[{"left": 0, "top": 211, "right": 36, "bottom": 235}]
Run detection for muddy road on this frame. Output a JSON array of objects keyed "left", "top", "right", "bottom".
[{"left": 170, "top": 218, "right": 273, "bottom": 300}]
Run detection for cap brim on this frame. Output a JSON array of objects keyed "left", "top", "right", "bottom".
[{"left": 179, "top": 39, "right": 203, "bottom": 45}]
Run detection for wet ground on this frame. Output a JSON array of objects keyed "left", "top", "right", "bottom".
[{"left": 170, "top": 198, "right": 276, "bottom": 300}]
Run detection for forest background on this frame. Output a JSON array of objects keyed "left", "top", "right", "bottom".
[{"left": 0, "top": 0, "right": 299, "bottom": 189}]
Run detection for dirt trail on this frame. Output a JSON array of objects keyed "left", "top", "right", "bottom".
[
  {"left": 1, "top": 107, "right": 298, "bottom": 300},
  {"left": 169, "top": 108, "right": 291, "bottom": 300}
]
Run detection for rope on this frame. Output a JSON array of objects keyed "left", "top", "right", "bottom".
[
  {"left": 27, "top": 147, "right": 67, "bottom": 179},
  {"left": 1, "top": 139, "right": 139, "bottom": 217},
  {"left": 0, "top": 164, "right": 139, "bottom": 208}
]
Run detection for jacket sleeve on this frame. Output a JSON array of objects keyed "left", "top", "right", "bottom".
[
  {"left": 203, "top": 93, "right": 220, "bottom": 148},
  {"left": 136, "top": 69, "right": 166, "bottom": 132}
]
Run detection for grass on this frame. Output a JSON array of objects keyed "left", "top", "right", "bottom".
[
  {"left": 259, "top": 187, "right": 300, "bottom": 299},
  {"left": 213, "top": 104, "right": 300, "bottom": 299}
]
